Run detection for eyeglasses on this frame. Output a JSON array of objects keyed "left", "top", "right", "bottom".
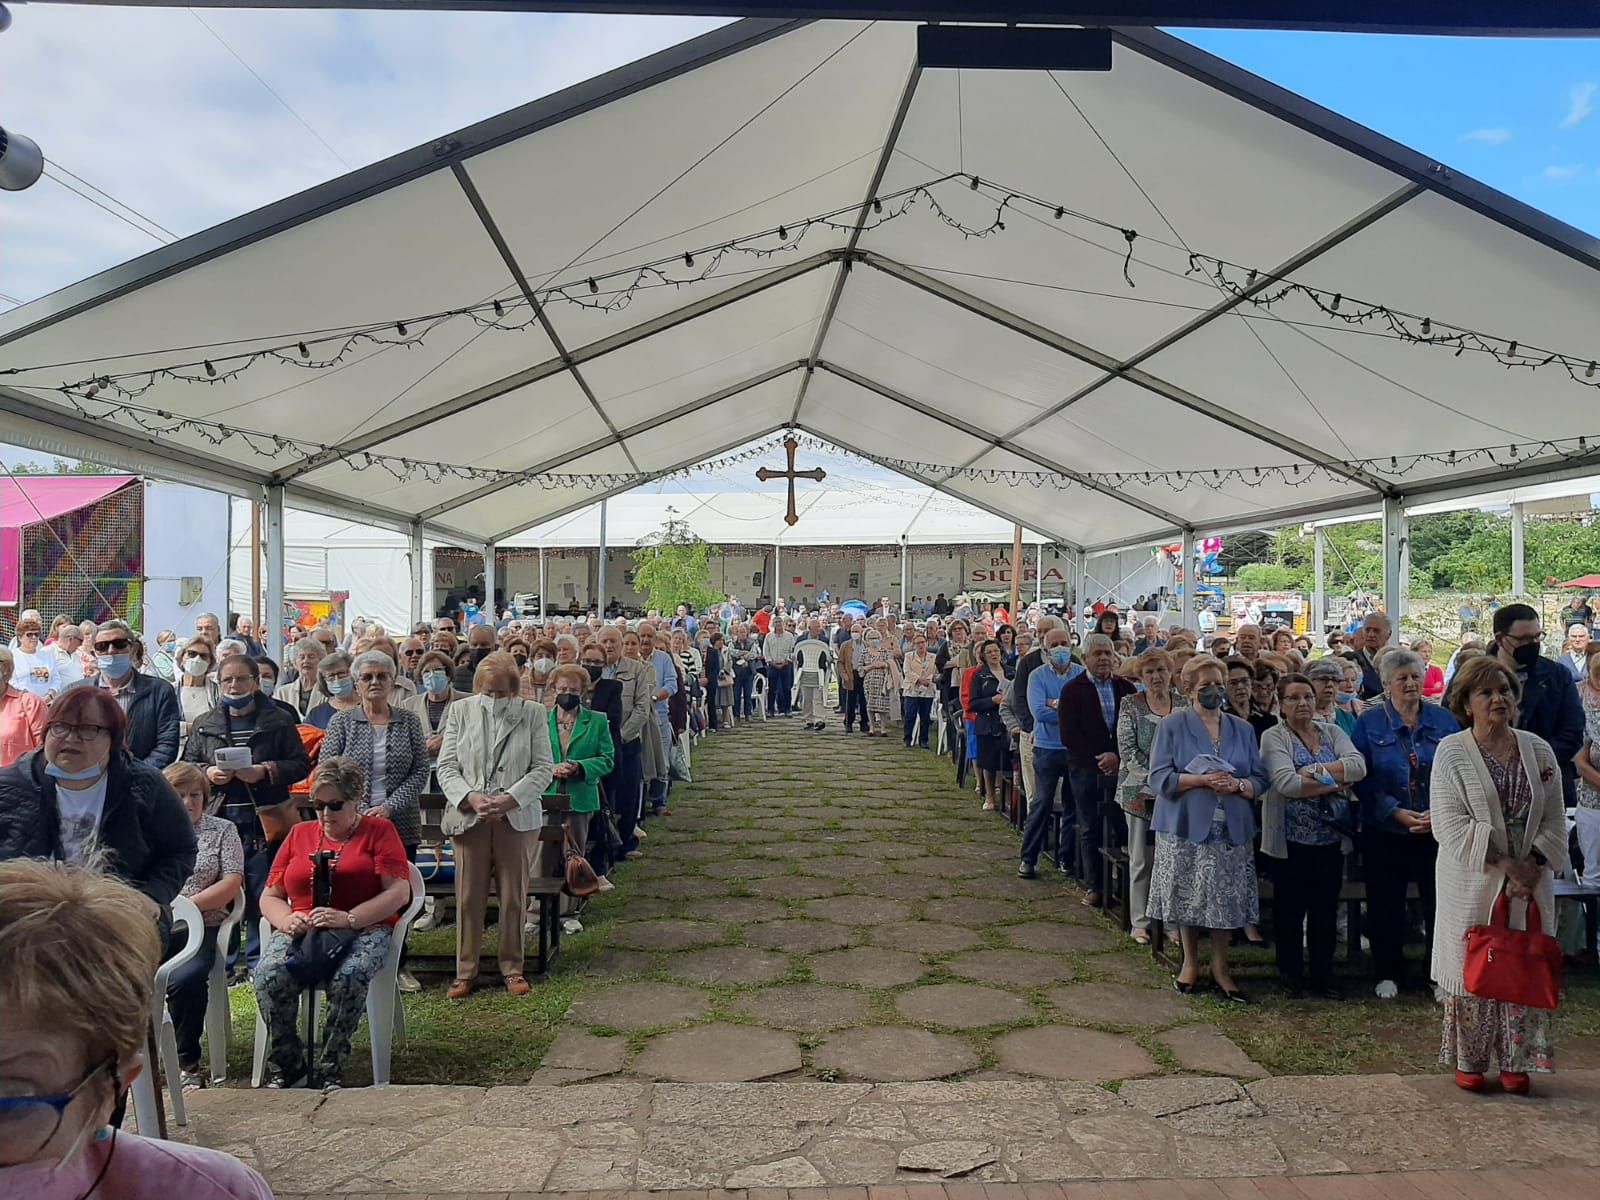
[
  {"left": 45, "top": 723, "right": 110, "bottom": 741},
  {"left": 401, "top": 648, "right": 423, "bottom": 657},
  {"left": 94, "top": 638, "right": 132, "bottom": 652},
  {"left": 312, "top": 799, "right": 349, "bottom": 812},
  {"left": 357, "top": 673, "right": 393, "bottom": 683},
  {"left": 0, "top": 1058, "right": 116, "bottom": 1164}
]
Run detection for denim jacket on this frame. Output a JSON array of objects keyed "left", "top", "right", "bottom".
[{"left": 1350, "top": 699, "right": 1460, "bottom": 835}]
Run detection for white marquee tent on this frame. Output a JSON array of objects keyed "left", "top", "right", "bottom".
[{"left": 4, "top": 18, "right": 1598, "bottom": 654}]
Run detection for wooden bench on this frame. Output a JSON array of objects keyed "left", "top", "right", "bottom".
[{"left": 415, "top": 792, "right": 570, "bottom": 976}]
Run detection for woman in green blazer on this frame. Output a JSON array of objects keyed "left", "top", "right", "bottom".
[{"left": 545, "top": 665, "right": 617, "bottom": 909}]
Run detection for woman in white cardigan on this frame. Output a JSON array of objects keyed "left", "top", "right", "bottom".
[
  {"left": 1430, "top": 655, "right": 1569, "bottom": 1095},
  {"left": 435, "top": 651, "right": 554, "bottom": 1000}
]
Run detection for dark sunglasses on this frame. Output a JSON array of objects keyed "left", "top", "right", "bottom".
[
  {"left": 312, "top": 800, "right": 349, "bottom": 813},
  {"left": 95, "top": 637, "right": 132, "bottom": 651}
]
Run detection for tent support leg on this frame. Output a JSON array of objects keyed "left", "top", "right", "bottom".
[
  {"left": 1511, "top": 501, "right": 1526, "bottom": 598},
  {"left": 1313, "top": 526, "right": 1326, "bottom": 637},
  {"left": 483, "top": 541, "right": 497, "bottom": 622},
  {"left": 265, "top": 487, "right": 285, "bottom": 664},
  {"left": 409, "top": 522, "right": 424, "bottom": 629},
  {"left": 1382, "top": 495, "right": 1405, "bottom": 642}
]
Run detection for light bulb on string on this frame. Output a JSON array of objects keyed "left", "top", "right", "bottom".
[
  {"left": 297, "top": 342, "right": 309, "bottom": 359},
  {"left": 204, "top": 360, "right": 217, "bottom": 378}
]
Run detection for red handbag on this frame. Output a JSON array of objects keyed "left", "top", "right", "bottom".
[{"left": 1463, "top": 891, "right": 1562, "bottom": 1010}]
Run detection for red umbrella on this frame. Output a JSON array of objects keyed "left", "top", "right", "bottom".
[{"left": 1554, "top": 575, "right": 1600, "bottom": 589}]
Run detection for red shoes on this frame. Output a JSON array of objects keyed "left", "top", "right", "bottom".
[
  {"left": 1454, "top": 1070, "right": 1486, "bottom": 1092},
  {"left": 1500, "top": 1071, "right": 1531, "bottom": 1095}
]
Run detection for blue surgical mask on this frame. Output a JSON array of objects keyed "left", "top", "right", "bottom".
[
  {"left": 222, "top": 692, "right": 255, "bottom": 709},
  {"left": 423, "top": 670, "right": 451, "bottom": 695},
  {"left": 96, "top": 653, "right": 132, "bottom": 678},
  {"left": 259, "top": 679, "right": 277, "bottom": 698},
  {"left": 45, "top": 761, "right": 104, "bottom": 782},
  {"left": 1049, "top": 647, "right": 1073, "bottom": 668},
  {"left": 1336, "top": 690, "right": 1358, "bottom": 704},
  {"left": 1196, "top": 684, "right": 1227, "bottom": 710},
  {"left": 325, "top": 676, "right": 354, "bottom": 697}
]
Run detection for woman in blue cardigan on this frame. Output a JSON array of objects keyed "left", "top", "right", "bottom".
[{"left": 1147, "top": 653, "right": 1269, "bottom": 1003}]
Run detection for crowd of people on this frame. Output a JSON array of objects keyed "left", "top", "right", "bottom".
[{"left": 0, "top": 587, "right": 1590, "bottom": 1113}]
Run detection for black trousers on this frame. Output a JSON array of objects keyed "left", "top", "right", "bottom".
[
  {"left": 1273, "top": 840, "right": 1344, "bottom": 986},
  {"left": 612, "top": 739, "right": 644, "bottom": 853},
  {"left": 1363, "top": 831, "right": 1438, "bottom": 986},
  {"left": 843, "top": 680, "right": 868, "bottom": 731}
]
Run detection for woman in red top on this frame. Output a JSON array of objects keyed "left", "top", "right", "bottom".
[
  {"left": 1412, "top": 638, "right": 1447, "bottom": 701},
  {"left": 253, "top": 756, "right": 409, "bottom": 1088}
]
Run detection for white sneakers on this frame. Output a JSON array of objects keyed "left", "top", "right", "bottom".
[{"left": 1375, "top": 979, "right": 1399, "bottom": 1000}]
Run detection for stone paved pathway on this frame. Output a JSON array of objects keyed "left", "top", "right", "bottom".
[
  {"left": 179, "top": 1072, "right": 1600, "bottom": 1193},
  {"left": 533, "top": 715, "right": 1252, "bottom": 1085}
]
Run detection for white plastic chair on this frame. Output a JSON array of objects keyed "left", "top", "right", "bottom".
[
  {"left": 250, "top": 864, "right": 425, "bottom": 1088},
  {"left": 132, "top": 896, "right": 203, "bottom": 1135},
  {"left": 204, "top": 891, "right": 247, "bottom": 1084},
  {"left": 751, "top": 672, "right": 768, "bottom": 721}
]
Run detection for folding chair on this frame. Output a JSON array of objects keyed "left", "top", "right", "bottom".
[
  {"left": 751, "top": 672, "right": 768, "bottom": 721},
  {"left": 205, "top": 891, "right": 246, "bottom": 1084},
  {"left": 132, "top": 896, "right": 203, "bottom": 1134}
]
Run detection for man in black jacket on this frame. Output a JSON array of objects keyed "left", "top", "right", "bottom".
[
  {"left": 1058, "top": 633, "right": 1137, "bottom": 905},
  {"left": 183, "top": 654, "right": 311, "bottom": 966},
  {"left": 1494, "top": 603, "right": 1584, "bottom": 804},
  {"left": 69, "top": 620, "right": 181, "bottom": 768}
]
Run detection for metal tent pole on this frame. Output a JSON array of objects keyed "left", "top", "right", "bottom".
[
  {"left": 1382, "top": 496, "right": 1405, "bottom": 642},
  {"left": 409, "top": 522, "right": 424, "bottom": 627},
  {"left": 538, "top": 544, "right": 547, "bottom": 619},
  {"left": 597, "top": 499, "right": 608, "bottom": 615},
  {"left": 265, "top": 487, "right": 285, "bottom": 663},
  {"left": 1313, "top": 525, "right": 1326, "bottom": 636},
  {"left": 1511, "top": 501, "right": 1527, "bottom": 597}
]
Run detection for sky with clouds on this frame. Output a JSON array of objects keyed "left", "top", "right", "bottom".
[{"left": 2, "top": 11, "right": 1596, "bottom": 504}]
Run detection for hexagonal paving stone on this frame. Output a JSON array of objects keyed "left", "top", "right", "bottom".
[
  {"left": 608, "top": 919, "right": 725, "bottom": 952},
  {"left": 812, "top": 1027, "right": 980, "bottom": 1082},
  {"left": 892, "top": 855, "right": 979, "bottom": 876},
  {"left": 743, "top": 875, "right": 848, "bottom": 900},
  {"left": 922, "top": 897, "right": 1030, "bottom": 926},
  {"left": 1087, "top": 954, "right": 1170, "bottom": 988},
  {"left": 678, "top": 896, "right": 791, "bottom": 924},
  {"left": 1046, "top": 982, "right": 1196, "bottom": 1028},
  {"left": 664, "top": 946, "right": 793, "bottom": 985},
  {"left": 700, "top": 858, "right": 789, "bottom": 879},
  {"left": 1002, "top": 921, "right": 1123, "bottom": 953},
  {"left": 869, "top": 921, "right": 981, "bottom": 954},
  {"left": 631, "top": 877, "right": 727, "bottom": 899},
  {"left": 727, "top": 984, "right": 875, "bottom": 1031},
  {"left": 850, "top": 873, "right": 958, "bottom": 900},
  {"left": 804, "top": 895, "right": 913, "bottom": 926},
  {"left": 992, "top": 1026, "right": 1158, "bottom": 1081},
  {"left": 946, "top": 949, "right": 1079, "bottom": 987},
  {"left": 566, "top": 982, "right": 711, "bottom": 1030},
  {"left": 809, "top": 946, "right": 927, "bottom": 988},
  {"left": 572, "top": 949, "right": 656, "bottom": 979},
  {"left": 797, "top": 855, "right": 897, "bottom": 878},
  {"left": 742, "top": 919, "right": 857, "bottom": 953},
  {"left": 895, "top": 983, "right": 1033, "bottom": 1029},
  {"left": 631, "top": 1023, "right": 801, "bottom": 1082},
  {"left": 749, "top": 841, "right": 836, "bottom": 860},
  {"left": 700, "top": 827, "right": 789, "bottom": 843}
]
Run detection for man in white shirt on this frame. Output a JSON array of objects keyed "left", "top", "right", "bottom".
[
  {"left": 54, "top": 623, "right": 87, "bottom": 686},
  {"left": 793, "top": 619, "right": 832, "bottom": 729},
  {"left": 762, "top": 618, "right": 797, "bottom": 717}
]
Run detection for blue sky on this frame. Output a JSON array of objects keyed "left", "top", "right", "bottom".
[{"left": 2, "top": 14, "right": 1595, "bottom": 494}]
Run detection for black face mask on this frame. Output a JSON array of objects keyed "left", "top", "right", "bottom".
[
  {"left": 514, "top": 653, "right": 528, "bottom": 668},
  {"left": 470, "top": 646, "right": 492, "bottom": 666},
  {"left": 555, "top": 692, "right": 581, "bottom": 711},
  {"left": 1509, "top": 640, "right": 1541, "bottom": 670},
  {"left": 583, "top": 663, "right": 604, "bottom": 682}
]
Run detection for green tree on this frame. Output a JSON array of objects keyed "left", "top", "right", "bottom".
[
  {"left": 4, "top": 456, "right": 116, "bottom": 474},
  {"left": 632, "top": 514, "right": 723, "bottom": 615},
  {"left": 1233, "top": 563, "right": 1294, "bottom": 590}
]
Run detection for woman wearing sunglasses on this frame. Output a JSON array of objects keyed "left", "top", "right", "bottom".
[
  {"left": 253, "top": 756, "right": 411, "bottom": 1089},
  {"left": 0, "top": 687, "right": 195, "bottom": 917},
  {"left": 0, "top": 859, "right": 271, "bottom": 1198}
]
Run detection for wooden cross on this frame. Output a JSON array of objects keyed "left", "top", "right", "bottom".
[{"left": 756, "top": 436, "right": 826, "bottom": 526}]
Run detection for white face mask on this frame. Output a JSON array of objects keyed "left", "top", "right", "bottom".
[
  {"left": 183, "top": 655, "right": 209, "bottom": 678},
  {"left": 491, "top": 696, "right": 514, "bottom": 718},
  {"left": 531, "top": 657, "right": 555, "bottom": 675}
]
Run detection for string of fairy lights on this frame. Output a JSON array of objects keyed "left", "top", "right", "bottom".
[{"left": 4, "top": 170, "right": 1596, "bottom": 494}]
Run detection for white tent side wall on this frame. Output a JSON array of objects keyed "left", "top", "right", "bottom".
[{"left": 142, "top": 480, "right": 231, "bottom": 639}]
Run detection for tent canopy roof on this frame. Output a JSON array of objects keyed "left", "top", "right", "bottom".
[{"left": 3, "top": 19, "right": 1598, "bottom": 554}]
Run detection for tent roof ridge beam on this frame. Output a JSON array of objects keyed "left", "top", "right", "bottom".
[
  {"left": 1003, "top": 180, "right": 1424, "bottom": 430},
  {"left": 415, "top": 359, "right": 807, "bottom": 522},
  {"left": 1110, "top": 26, "right": 1600, "bottom": 276},
  {"left": 791, "top": 420, "right": 1084, "bottom": 553},
  {"left": 0, "top": 17, "right": 812, "bottom": 349},
  {"left": 856, "top": 252, "right": 1393, "bottom": 497},
  {"left": 790, "top": 55, "right": 924, "bottom": 425},
  {"left": 451, "top": 162, "right": 641, "bottom": 474},
  {"left": 487, "top": 423, "right": 792, "bottom": 544},
  {"left": 815, "top": 359, "right": 1189, "bottom": 533},
  {"left": 272, "top": 249, "right": 840, "bottom": 483}
]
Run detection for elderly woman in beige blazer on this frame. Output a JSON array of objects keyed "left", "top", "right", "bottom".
[
  {"left": 1431, "top": 655, "right": 1569, "bottom": 1095},
  {"left": 435, "top": 651, "right": 554, "bottom": 1000}
]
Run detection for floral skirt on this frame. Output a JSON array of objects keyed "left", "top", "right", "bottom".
[
  {"left": 1440, "top": 993, "right": 1554, "bottom": 1074},
  {"left": 1146, "top": 825, "right": 1259, "bottom": 931}
]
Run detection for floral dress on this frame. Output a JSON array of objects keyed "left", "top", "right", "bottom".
[
  {"left": 1439, "top": 746, "right": 1554, "bottom": 1075},
  {"left": 1578, "top": 684, "right": 1600, "bottom": 811}
]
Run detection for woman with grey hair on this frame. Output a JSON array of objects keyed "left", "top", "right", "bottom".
[
  {"left": 553, "top": 634, "right": 581, "bottom": 665},
  {"left": 1352, "top": 645, "right": 1461, "bottom": 1000},
  {"left": 286, "top": 635, "right": 329, "bottom": 718},
  {"left": 1305, "top": 657, "right": 1358, "bottom": 737},
  {"left": 305, "top": 651, "right": 359, "bottom": 730},
  {"left": 322, "top": 651, "right": 430, "bottom": 859}
]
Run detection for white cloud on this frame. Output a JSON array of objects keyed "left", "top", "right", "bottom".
[
  {"left": 1542, "top": 163, "right": 1584, "bottom": 181},
  {"left": 0, "top": 7, "right": 725, "bottom": 306},
  {"left": 1561, "top": 81, "right": 1596, "bottom": 128},
  {"left": 1461, "top": 127, "right": 1511, "bottom": 145}
]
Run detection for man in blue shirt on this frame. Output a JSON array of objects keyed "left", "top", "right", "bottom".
[{"left": 1018, "top": 629, "right": 1083, "bottom": 878}]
